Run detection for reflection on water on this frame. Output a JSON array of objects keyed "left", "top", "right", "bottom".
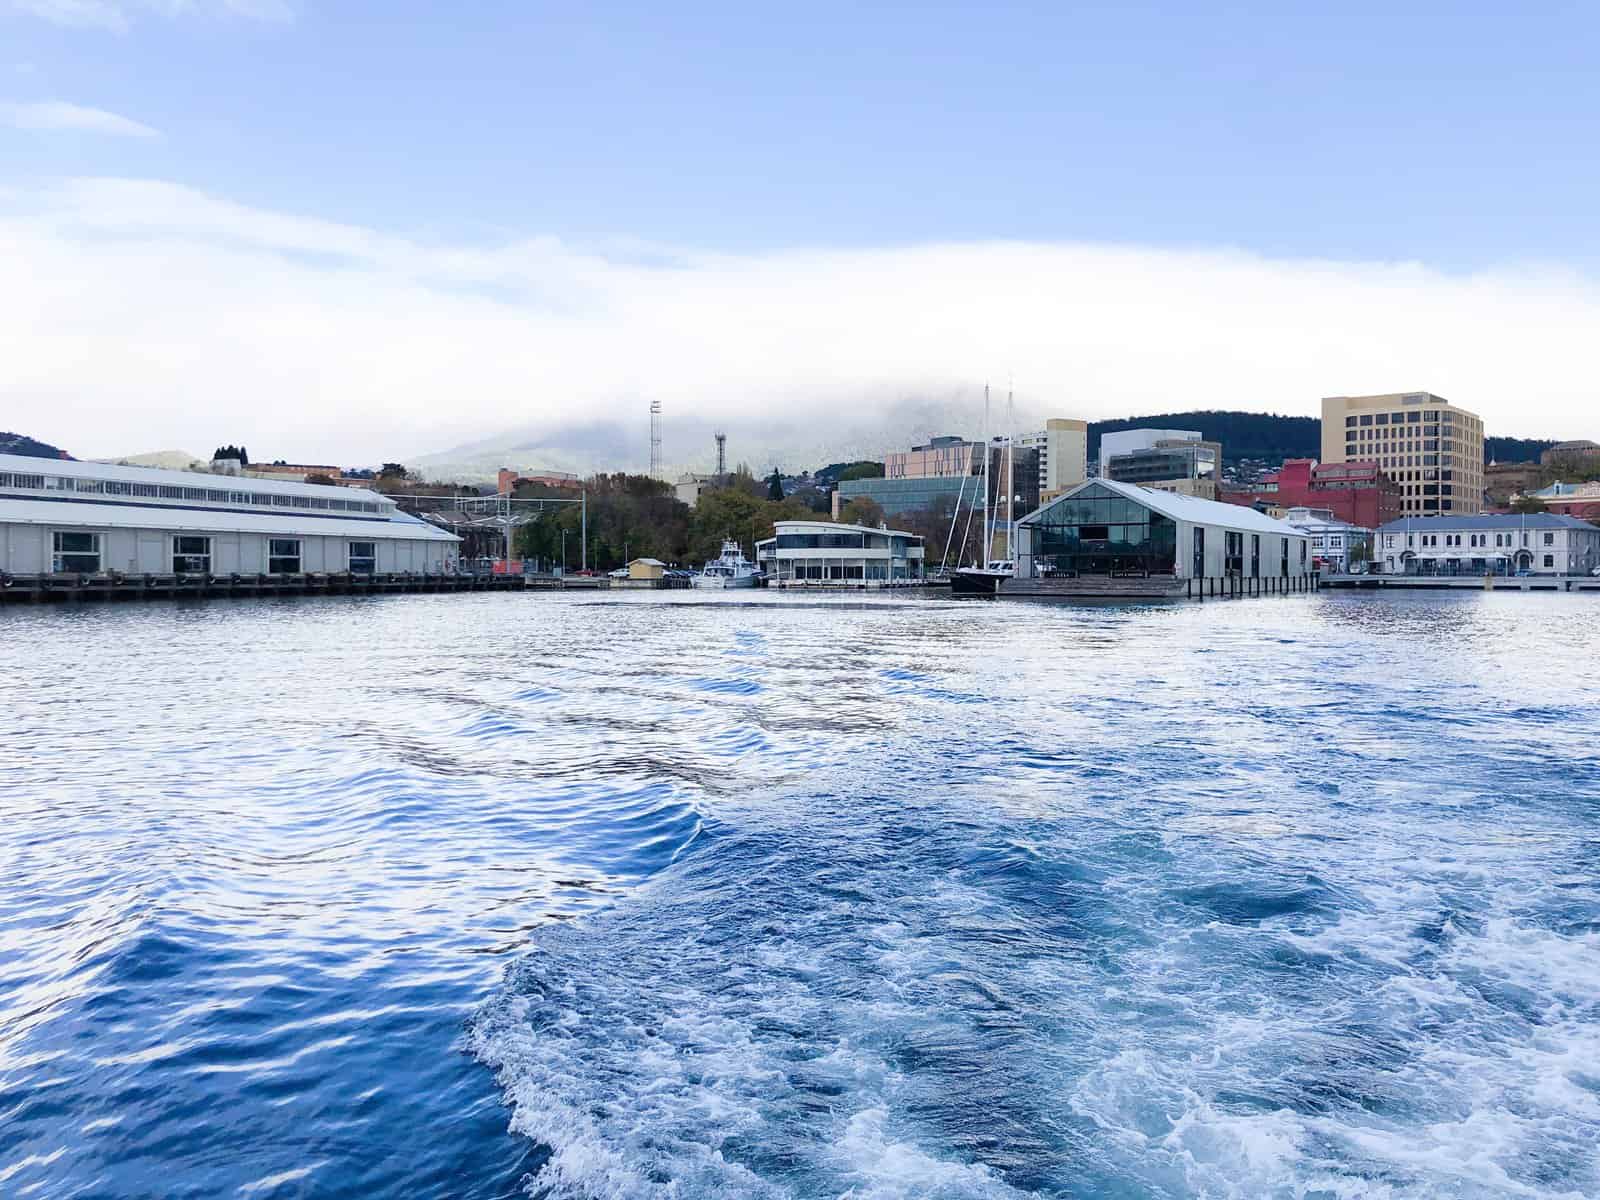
[{"left": 2, "top": 590, "right": 1598, "bottom": 1199}]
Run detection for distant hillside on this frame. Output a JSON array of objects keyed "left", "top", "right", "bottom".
[
  {"left": 0, "top": 432, "right": 71, "bottom": 460},
  {"left": 1087, "top": 411, "right": 1318, "bottom": 465},
  {"left": 1485, "top": 436, "right": 1556, "bottom": 464}
]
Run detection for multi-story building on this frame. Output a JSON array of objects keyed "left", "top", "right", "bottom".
[
  {"left": 1019, "top": 418, "right": 1088, "bottom": 501},
  {"left": 1280, "top": 506, "right": 1373, "bottom": 572},
  {"left": 884, "top": 436, "right": 982, "bottom": 480},
  {"left": 1373, "top": 513, "right": 1600, "bottom": 576},
  {"left": 1098, "top": 428, "right": 1205, "bottom": 475},
  {"left": 1225, "top": 459, "right": 1403, "bottom": 529},
  {"left": 1105, "top": 438, "right": 1221, "bottom": 500},
  {"left": 1321, "top": 392, "right": 1485, "bottom": 517},
  {"left": 1539, "top": 440, "right": 1600, "bottom": 468}
]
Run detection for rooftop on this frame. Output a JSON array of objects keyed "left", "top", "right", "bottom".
[
  {"left": 1023, "top": 477, "right": 1307, "bottom": 537},
  {"left": 1376, "top": 513, "right": 1599, "bottom": 532}
]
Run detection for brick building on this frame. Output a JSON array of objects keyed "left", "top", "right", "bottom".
[{"left": 1224, "top": 459, "right": 1403, "bottom": 529}]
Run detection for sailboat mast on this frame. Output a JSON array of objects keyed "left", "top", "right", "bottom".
[
  {"left": 1006, "top": 386, "right": 1016, "bottom": 562},
  {"left": 980, "top": 384, "right": 991, "bottom": 567}
]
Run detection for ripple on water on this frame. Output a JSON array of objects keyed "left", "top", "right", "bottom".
[{"left": 2, "top": 590, "right": 1599, "bottom": 1199}]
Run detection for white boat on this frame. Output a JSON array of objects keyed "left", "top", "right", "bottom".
[{"left": 691, "top": 539, "right": 761, "bottom": 588}]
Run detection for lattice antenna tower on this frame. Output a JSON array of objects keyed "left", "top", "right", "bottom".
[
  {"left": 714, "top": 432, "right": 727, "bottom": 477},
  {"left": 649, "top": 401, "right": 662, "bottom": 479}
]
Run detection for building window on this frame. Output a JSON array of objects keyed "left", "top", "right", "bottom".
[
  {"left": 1544, "top": 555, "right": 1555, "bottom": 569},
  {"left": 173, "top": 535, "right": 211, "bottom": 574},
  {"left": 1544, "top": 532, "right": 1555, "bottom": 546},
  {"left": 348, "top": 541, "right": 377, "bottom": 574},
  {"left": 52, "top": 531, "right": 101, "bottom": 572},
  {"left": 268, "top": 538, "right": 302, "bottom": 574}
]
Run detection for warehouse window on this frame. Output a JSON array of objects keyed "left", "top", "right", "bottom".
[
  {"left": 348, "top": 541, "right": 376, "bottom": 574},
  {"left": 173, "top": 535, "right": 211, "bottom": 574},
  {"left": 52, "top": 531, "right": 101, "bottom": 573},
  {"left": 268, "top": 538, "right": 301, "bottom": 574}
]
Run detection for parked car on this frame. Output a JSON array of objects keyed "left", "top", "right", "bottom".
[
  {"left": 608, "top": 567, "right": 629, "bottom": 579},
  {"left": 1592, "top": 565, "right": 1600, "bottom": 577},
  {"left": 1515, "top": 568, "right": 1533, "bottom": 577}
]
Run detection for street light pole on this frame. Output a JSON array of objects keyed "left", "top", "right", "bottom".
[
  {"left": 581, "top": 489, "right": 588, "bottom": 572},
  {"left": 561, "top": 529, "right": 567, "bottom": 575}
]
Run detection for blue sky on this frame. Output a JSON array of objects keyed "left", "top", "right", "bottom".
[
  {"left": 2, "top": 1, "right": 1597, "bottom": 467},
  {"left": 8, "top": 1, "right": 1598, "bottom": 262}
]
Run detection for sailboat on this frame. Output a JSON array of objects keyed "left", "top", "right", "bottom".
[{"left": 951, "top": 385, "right": 1017, "bottom": 596}]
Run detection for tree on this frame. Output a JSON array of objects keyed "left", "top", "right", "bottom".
[
  {"left": 839, "top": 497, "right": 885, "bottom": 528},
  {"left": 767, "top": 469, "right": 784, "bottom": 502},
  {"left": 211, "top": 443, "right": 249, "bottom": 464},
  {"left": 304, "top": 473, "right": 339, "bottom": 487},
  {"left": 379, "top": 462, "right": 409, "bottom": 479},
  {"left": 1509, "top": 495, "right": 1547, "bottom": 514},
  {"left": 837, "top": 461, "right": 885, "bottom": 482}
]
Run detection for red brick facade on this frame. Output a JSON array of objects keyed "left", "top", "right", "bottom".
[{"left": 1224, "top": 459, "right": 1403, "bottom": 530}]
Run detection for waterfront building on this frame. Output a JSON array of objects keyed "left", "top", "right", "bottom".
[
  {"left": 1320, "top": 392, "right": 1485, "bottom": 517},
  {"left": 1105, "top": 438, "right": 1221, "bottom": 500},
  {"left": 1020, "top": 418, "right": 1089, "bottom": 500},
  {"left": 1224, "top": 459, "right": 1402, "bottom": 529},
  {"left": 1374, "top": 513, "right": 1600, "bottom": 576},
  {"left": 756, "top": 520, "right": 925, "bottom": 584},
  {"left": 0, "top": 453, "right": 459, "bottom": 577},
  {"left": 1097, "top": 427, "right": 1204, "bottom": 476},
  {"left": 1016, "top": 478, "right": 1310, "bottom": 580},
  {"left": 625, "top": 557, "right": 668, "bottom": 581},
  {"left": 1280, "top": 506, "right": 1372, "bottom": 572}
]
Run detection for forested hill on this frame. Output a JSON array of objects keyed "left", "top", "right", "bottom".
[
  {"left": 1485, "top": 436, "right": 1555, "bottom": 464},
  {"left": 1087, "top": 412, "right": 1318, "bottom": 464},
  {"left": 1086, "top": 412, "right": 1556, "bottom": 466},
  {"left": 0, "top": 432, "right": 72, "bottom": 459}
]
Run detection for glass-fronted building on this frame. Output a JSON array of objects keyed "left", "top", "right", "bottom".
[
  {"left": 1016, "top": 479, "right": 1311, "bottom": 580},
  {"left": 755, "top": 520, "right": 925, "bottom": 585}
]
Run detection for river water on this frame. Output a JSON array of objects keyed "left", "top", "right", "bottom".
[{"left": 2, "top": 590, "right": 1598, "bottom": 1200}]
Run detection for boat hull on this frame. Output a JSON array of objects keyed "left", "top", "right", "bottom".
[
  {"left": 691, "top": 575, "right": 758, "bottom": 589},
  {"left": 951, "top": 570, "right": 1008, "bottom": 596}
]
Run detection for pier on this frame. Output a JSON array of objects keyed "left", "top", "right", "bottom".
[
  {"left": 1321, "top": 573, "right": 1600, "bottom": 592},
  {"left": 0, "top": 571, "right": 613, "bottom": 604},
  {"left": 998, "top": 573, "right": 1320, "bottom": 600}
]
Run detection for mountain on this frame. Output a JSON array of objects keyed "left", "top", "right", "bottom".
[{"left": 0, "top": 432, "right": 71, "bottom": 459}]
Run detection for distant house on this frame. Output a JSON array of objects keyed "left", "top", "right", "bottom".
[{"left": 627, "top": 557, "right": 667, "bottom": 581}]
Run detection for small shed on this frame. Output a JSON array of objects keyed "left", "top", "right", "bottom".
[{"left": 627, "top": 557, "right": 667, "bottom": 581}]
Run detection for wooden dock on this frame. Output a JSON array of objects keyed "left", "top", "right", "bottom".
[{"left": 0, "top": 571, "right": 613, "bottom": 604}]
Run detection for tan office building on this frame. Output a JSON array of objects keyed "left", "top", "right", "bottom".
[
  {"left": 1321, "top": 393, "right": 1484, "bottom": 517},
  {"left": 1020, "top": 418, "right": 1089, "bottom": 505}
]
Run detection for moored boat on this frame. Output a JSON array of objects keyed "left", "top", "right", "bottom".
[{"left": 691, "top": 539, "right": 761, "bottom": 588}]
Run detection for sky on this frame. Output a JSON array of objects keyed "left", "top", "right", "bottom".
[{"left": 2, "top": 1, "right": 1598, "bottom": 474}]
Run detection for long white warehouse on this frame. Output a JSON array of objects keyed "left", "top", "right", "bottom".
[{"left": 0, "top": 453, "right": 459, "bottom": 577}]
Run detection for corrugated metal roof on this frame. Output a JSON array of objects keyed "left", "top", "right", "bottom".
[
  {"left": 0, "top": 496, "right": 458, "bottom": 541},
  {"left": 772, "top": 519, "right": 924, "bottom": 538},
  {"left": 0, "top": 452, "right": 395, "bottom": 506},
  {"left": 1022, "top": 478, "right": 1308, "bottom": 537},
  {"left": 1376, "top": 513, "right": 1598, "bottom": 532}
]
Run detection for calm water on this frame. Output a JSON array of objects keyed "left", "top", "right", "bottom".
[{"left": 2, "top": 590, "right": 1598, "bottom": 1200}]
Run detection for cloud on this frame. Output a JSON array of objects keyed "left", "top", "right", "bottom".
[
  {"left": 10, "top": 0, "right": 290, "bottom": 32},
  {"left": 1, "top": 176, "right": 1596, "bottom": 475},
  {"left": 3, "top": 100, "right": 159, "bottom": 137}
]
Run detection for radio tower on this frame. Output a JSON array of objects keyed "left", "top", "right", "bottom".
[
  {"left": 714, "top": 432, "right": 727, "bottom": 478},
  {"left": 649, "top": 401, "right": 662, "bottom": 479}
]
